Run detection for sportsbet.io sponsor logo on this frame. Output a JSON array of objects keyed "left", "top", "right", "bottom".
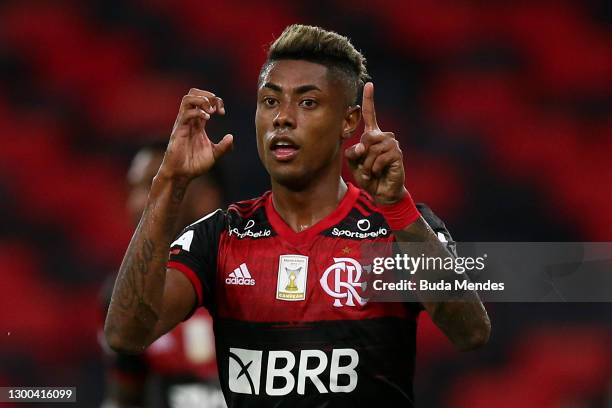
[
  {"left": 228, "top": 347, "right": 359, "bottom": 396},
  {"left": 331, "top": 226, "right": 388, "bottom": 239},
  {"left": 229, "top": 218, "right": 272, "bottom": 239},
  {"left": 229, "top": 227, "right": 272, "bottom": 239},
  {"left": 357, "top": 219, "right": 370, "bottom": 231}
]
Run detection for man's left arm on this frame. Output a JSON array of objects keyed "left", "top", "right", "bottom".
[
  {"left": 346, "top": 81, "right": 490, "bottom": 351},
  {"left": 394, "top": 215, "right": 490, "bottom": 351}
]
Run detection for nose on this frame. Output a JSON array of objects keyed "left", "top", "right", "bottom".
[{"left": 273, "top": 103, "right": 296, "bottom": 129}]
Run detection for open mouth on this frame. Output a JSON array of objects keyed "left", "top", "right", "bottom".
[{"left": 270, "top": 141, "right": 300, "bottom": 161}]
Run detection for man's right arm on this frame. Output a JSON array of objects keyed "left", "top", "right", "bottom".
[
  {"left": 105, "top": 176, "right": 194, "bottom": 354},
  {"left": 104, "top": 88, "right": 233, "bottom": 354}
]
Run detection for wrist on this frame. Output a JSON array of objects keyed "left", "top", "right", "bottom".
[
  {"left": 374, "top": 187, "right": 408, "bottom": 206},
  {"left": 379, "top": 189, "right": 420, "bottom": 230},
  {"left": 154, "top": 166, "right": 193, "bottom": 184},
  {"left": 150, "top": 173, "right": 191, "bottom": 201}
]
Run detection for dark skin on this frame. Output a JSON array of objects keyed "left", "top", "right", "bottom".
[
  {"left": 104, "top": 148, "right": 222, "bottom": 406},
  {"left": 105, "top": 59, "right": 490, "bottom": 354},
  {"left": 346, "top": 82, "right": 490, "bottom": 350},
  {"left": 105, "top": 89, "right": 231, "bottom": 353},
  {"left": 255, "top": 60, "right": 360, "bottom": 231}
]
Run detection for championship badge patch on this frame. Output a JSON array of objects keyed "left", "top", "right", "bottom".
[{"left": 276, "top": 255, "right": 308, "bottom": 301}]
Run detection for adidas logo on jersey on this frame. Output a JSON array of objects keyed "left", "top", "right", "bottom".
[{"left": 226, "top": 263, "right": 256, "bottom": 286}]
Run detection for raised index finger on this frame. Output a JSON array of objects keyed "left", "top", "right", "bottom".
[{"left": 362, "top": 82, "right": 379, "bottom": 131}]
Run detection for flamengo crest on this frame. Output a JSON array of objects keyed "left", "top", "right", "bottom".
[{"left": 320, "top": 257, "right": 368, "bottom": 307}]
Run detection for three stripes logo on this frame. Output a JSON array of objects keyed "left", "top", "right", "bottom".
[{"left": 226, "top": 263, "right": 256, "bottom": 286}]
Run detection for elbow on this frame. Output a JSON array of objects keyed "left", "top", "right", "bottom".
[
  {"left": 456, "top": 318, "right": 491, "bottom": 351},
  {"left": 104, "top": 323, "right": 147, "bottom": 355}
]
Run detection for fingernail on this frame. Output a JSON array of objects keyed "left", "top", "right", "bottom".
[{"left": 362, "top": 173, "right": 370, "bottom": 180}]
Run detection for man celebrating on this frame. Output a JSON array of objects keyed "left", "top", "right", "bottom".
[{"left": 105, "top": 24, "right": 490, "bottom": 407}]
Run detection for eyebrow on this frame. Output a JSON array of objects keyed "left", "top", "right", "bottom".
[{"left": 262, "top": 82, "right": 322, "bottom": 94}]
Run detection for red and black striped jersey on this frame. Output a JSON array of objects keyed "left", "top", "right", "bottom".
[{"left": 168, "top": 183, "right": 455, "bottom": 407}]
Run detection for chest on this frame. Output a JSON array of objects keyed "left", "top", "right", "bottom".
[{"left": 214, "top": 235, "right": 388, "bottom": 322}]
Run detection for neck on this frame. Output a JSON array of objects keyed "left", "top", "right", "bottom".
[{"left": 271, "top": 169, "right": 347, "bottom": 233}]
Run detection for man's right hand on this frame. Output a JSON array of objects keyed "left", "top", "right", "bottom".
[
  {"left": 159, "top": 88, "right": 234, "bottom": 181},
  {"left": 106, "top": 88, "right": 232, "bottom": 354}
]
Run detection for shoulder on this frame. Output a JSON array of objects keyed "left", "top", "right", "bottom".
[
  {"left": 415, "top": 202, "right": 457, "bottom": 256},
  {"left": 226, "top": 192, "right": 273, "bottom": 239},
  {"left": 170, "top": 209, "right": 227, "bottom": 253},
  {"left": 184, "top": 208, "right": 227, "bottom": 232},
  {"left": 227, "top": 193, "right": 268, "bottom": 220},
  {"left": 181, "top": 192, "right": 273, "bottom": 241},
  {"left": 186, "top": 192, "right": 270, "bottom": 229},
  {"left": 347, "top": 186, "right": 456, "bottom": 247}
]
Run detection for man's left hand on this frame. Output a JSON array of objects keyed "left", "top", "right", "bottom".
[{"left": 345, "top": 82, "right": 407, "bottom": 205}]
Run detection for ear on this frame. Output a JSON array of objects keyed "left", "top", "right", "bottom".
[{"left": 342, "top": 105, "right": 361, "bottom": 140}]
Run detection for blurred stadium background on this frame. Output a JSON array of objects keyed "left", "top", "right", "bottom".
[{"left": 0, "top": 0, "right": 611, "bottom": 406}]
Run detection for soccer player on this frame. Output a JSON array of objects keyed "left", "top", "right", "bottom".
[
  {"left": 100, "top": 144, "right": 225, "bottom": 408},
  {"left": 105, "top": 24, "right": 490, "bottom": 407}
]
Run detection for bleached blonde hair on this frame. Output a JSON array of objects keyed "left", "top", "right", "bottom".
[{"left": 260, "top": 24, "right": 369, "bottom": 104}]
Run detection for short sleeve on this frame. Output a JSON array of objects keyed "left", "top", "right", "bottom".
[
  {"left": 416, "top": 203, "right": 457, "bottom": 257},
  {"left": 405, "top": 203, "right": 458, "bottom": 313},
  {"left": 167, "top": 209, "right": 226, "bottom": 312}
]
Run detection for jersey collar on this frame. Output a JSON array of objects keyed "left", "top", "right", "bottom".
[{"left": 265, "top": 182, "right": 360, "bottom": 247}]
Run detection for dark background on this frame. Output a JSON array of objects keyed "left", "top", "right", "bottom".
[{"left": 0, "top": 0, "right": 610, "bottom": 406}]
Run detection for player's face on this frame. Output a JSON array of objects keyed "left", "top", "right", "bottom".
[{"left": 255, "top": 60, "right": 357, "bottom": 189}]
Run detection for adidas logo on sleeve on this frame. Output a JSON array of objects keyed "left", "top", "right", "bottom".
[{"left": 226, "top": 263, "right": 256, "bottom": 286}]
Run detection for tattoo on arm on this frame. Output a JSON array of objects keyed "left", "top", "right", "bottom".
[
  {"left": 171, "top": 182, "right": 187, "bottom": 204},
  {"left": 106, "top": 178, "right": 189, "bottom": 350},
  {"left": 114, "top": 238, "right": 157, "bottom": 311},
  {"left": 394, "top": 217, "right": 490, "bottom": 350}
]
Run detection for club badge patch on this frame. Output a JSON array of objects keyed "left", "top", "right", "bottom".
[{"left": 276, "top": 255, "right": 308, "bottom": 301}]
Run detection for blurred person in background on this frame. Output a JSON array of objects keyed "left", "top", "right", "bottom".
[{"left": 100, "top": 143, "right": 226, "bottom": 408}]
